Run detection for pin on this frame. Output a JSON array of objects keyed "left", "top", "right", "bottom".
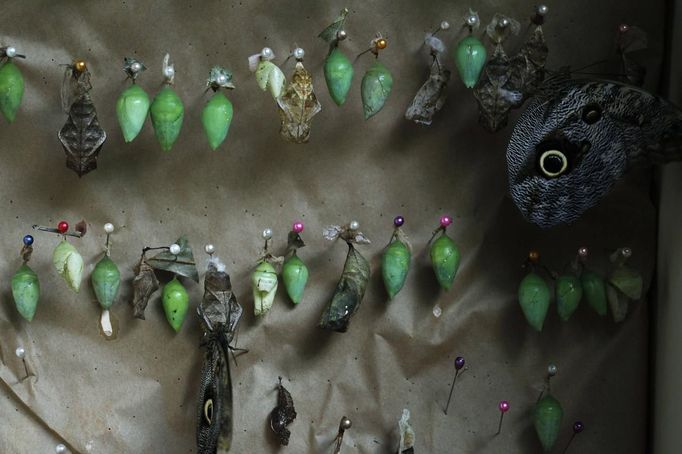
[
  {"left": 15, "top": 347, "right": 32, "bottom": 382},
  {"left": 332, "top": 416, "right": 352, "bottom": 454},
  {"left": 562, "top": 421, "right": 584, "bottom": 453},
  {"left": 496, "top": 400, "right": 510, "bottom": 435},
  {"left": 32, "top": 220, "right": 84, "bottom": 238},
  {"left": 34, "top": 220, "right": 86, "bottom": 293},
  {"left": 55, "top": 443, "right": 68, "bottom": 454},
  {"left": 444, "top": 356, "right": 466, "bottom": 414},
  {"left": 204, "top": 244, "right": 215, "bottom": 256}
]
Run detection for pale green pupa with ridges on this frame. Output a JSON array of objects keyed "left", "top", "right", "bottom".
[
  {"left": 202, "top": 91, "right": 233, "bottom": 150},
  {"left": 91, "top": 255, "right": 121, "bottom": 310},
  {"left": 150, "top": 85, "right": 184, "bottom": 151},
  {"left": 12, "top": 264, "right": 39, "bottom": 321},
  {"left": 324, "top": 48, "right": 354, "bottom": 106},
  {"left": 382, "top": 240, "right": 411, "bottom": 299},
  {"left": 581, "top": 270, "right": 608, "bottom": 316},
  {"left": 518, "top": 272, "right": 550, "bottom": 331},
  {"left": 361, "top": 61, "right": 393, "bottom": 119},
  {"left": 0, "top": 60, "right": 24, "bottom": 123},
  {"left": 534, "top": 394, "right": 563, "bottom": 452},
  {"left": 430, "top": 234, "right": 460, "bottom": 291},
  {"left": 282, "top": 253, "right": 309, "bottom": 304},
  {"left": 555, "top": 274, "right": 582, "bottom": 321},
  {"left": 454, "top": 35, "right": 487, "bottom": 88},
  {"left": 116, "top": 83, "right": 150, "bottom": 142},
  {"left": 162, "top": 277, "right": 189, "bottom": 332}
]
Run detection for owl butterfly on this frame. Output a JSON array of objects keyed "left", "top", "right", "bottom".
[{"left": 58, "top": 61, "right": 106, "bottom": 177}]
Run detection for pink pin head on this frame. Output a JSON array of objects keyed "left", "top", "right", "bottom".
[
  {"left": 292, "top": 221, "right": 304, "bottom": 234},
  {"left": 498, "top": 400, "right": 510, "bottom": 413},
  {"left": 440, "top": 215, "right": 453, "bottom": 228}
]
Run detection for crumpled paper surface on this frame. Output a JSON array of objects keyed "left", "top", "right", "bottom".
[{"left": 0, "top": 0, "right": 666, "bottom": 452}]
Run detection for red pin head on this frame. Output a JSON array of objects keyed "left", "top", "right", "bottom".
[{"left": 57, "top": 221, "right": 69, "bottom": 234}]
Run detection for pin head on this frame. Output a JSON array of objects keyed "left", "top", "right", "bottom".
[
  {"left": 336, "top": 30, "right": 348, "bottom": 41},
  {"left": 349, "top": 220, "right": 360, "bottom": 231},
  {"left": 578, "top": 247, "right": 588, "bottom": 258},
  {"left": 498, "top": 400, "right": 510, "bottom": 413},
  {"left": 293, "top": 47, "right": 305, "bottom": 60},
  {"left": 15, "top": 347, "right": 25, "bottom": 359},
  {"left": 55, "top": 444, "right": 67, "bottom": 454},
  {"left": 376, "top": 38, "right": 388, "bottom": 50},
  {"left": 622, "top": 247, "right": 632, "bottom": 258},
  {"left": 23, "top": 235, "right": 34, "bottom": 246},
  {"left": 393, "top": 215, "right": 405, "bottom": 227},
  {"left": 169, "top": 243, "right": 181, "bottom": 255},
  {"left": 536, "top": 4, "right": 549, "bottom": 16},
  {"left": 440, "top": 20, "right": 450, "bottom": 30},
  {"left": 528, "top": 250, "right": 540, "bottom": 263},
  {"left": 573, "top": 421, "right": 584, "bottom": 433},
  {"left": 440, "top": 215, "right": 452, "bottom": 228},
  {"left": 547, "top": 364, "right": 558, "bottom": 377},
  {"left": 340, "top": 416, "right": 352, "bottom": 430},
  {"left": 103, "top": 223, "right": 114, "bottom": 234},
  {"left": 261, "top": 47, "right": 274, "bottom": 60},
  {"left": 262, "top": 228, "right": 273, "bottom": 240},
  {"left": 57, "top": 221, "right": 69, "bottom": 234},
  {"left": 6, "top": 46, "right": 17, "bottom": 58},
  {"left": 619, "top": 23, "right": 630, "bottom": 33},
  {"left": 204, "top": 244, "right": 215, "bottom": 255},
  {"left": 74, "top": 60, "right": 87, "bottom": 72},
  {"left": 292, "top": 221, "right": 304, "bottom": 234},
  {"left": 454, "top": 356, "right": 465, "bottom": 370}
]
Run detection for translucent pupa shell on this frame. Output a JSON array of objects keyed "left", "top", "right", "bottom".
[
  {"left": 534, "top": 394, "right": 564, "bottom": 452},
  {"left": 555, "top": 275, "right": 582, "bottom": 321},
  {"left": 91, "top": 255, "right": 121, "bottom": 310},
  {"left": 361, "top": 61, "right": 393, "bottom": 119},
  {"left": 430, "top": 234, "right": 460, "bottom": 291},
  {"left": 282, "top": 254, "right": 309, "bottom": 304},
  {"left": 52, "top": 240, "right": 84, "bottom": 293},
  {"left": 252, "top": 261, "right": 278, "bottom": 316},
  {"left": 255, "top": 60, "right": 286, "bottom": 99},
  {"left": 382, "top": 240, "right": 411, "bottom": 299},
  {"left": 0, "top": 60, "right": 24, "bottom": 123},
  {"left": 454, "top": 35, "right": 487, "bottom": 88},
  {"left": 116, "top": 83, "right": 150, "bottom": 142},
  {"left": 12, "top": 264, "right": 39, "bottom": 321},
  {"left": 150, "top": 85, "right": 184, "bottom": 151},
  {"left": 324, "top": 48, "right": 354, "bottom": 106},
  {"left": 518, "top": 272, "right": 550, "bottom": 331},
  {"left": 202, "top": 91, "right": 233, "bottom": 150},
  {"left": 162, "top": 277, "right": 189, "bottom": 332}
]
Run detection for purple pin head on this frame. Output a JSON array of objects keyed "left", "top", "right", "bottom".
[
  {"left": 393, "top": 215, "right": 405, "bottom": 227},
  {"left": 498, "top": 400, "right": 510, "bottom": 413},
  {"left": 440, "top": 215, "right": 453, "bottom": 228},
  {"left": 454, "top": 356, "right": 465, "bottom": 370},
  {"left": 292, "top": 221, "right": 304, "bottom": 234},
  {"left": 573, "top": 421, "right": 584, "bottom": 433}
]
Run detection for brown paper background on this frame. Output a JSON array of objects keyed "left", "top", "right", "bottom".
[{"left": 0, "top": 1, "right": 667, "bottom": 453}]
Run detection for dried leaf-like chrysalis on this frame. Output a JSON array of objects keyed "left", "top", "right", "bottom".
[
  {"left": 91, "top": 255, "right": 121, "bottom": 310},
  {"left": 12, "top": 264, "right": 39, "bottom": 322},
  {"left": 0, "top": 57, "right": 24, "bottom": 123},
  {"left": 255, "top": 60, "right": 286, "bottom": 99},
  {"left": 277, "top": 61, "right": 322, "bottom": 143},
  {"left": 534, "top": 394, "right": 563, "bottom": 452},
  {"left": 147, "top": 236, "right": 199, "bottom": 282},
  {"left": 318, "top": 8, "right": 349, "bottom": 43},
  {"left": 252, "top": 260, "right": 278, "bottom": 316},
  {"left": 196, "top": 258, "right": 243, "bottom": 454},
  {"left": 398, "top": 409, "right": 415, "bottom": 454},
  {"left": 269, "top": 377, "right": 297, "bottom": 446},
  {"left": 52, "top": 240, "right": 84, "bottom": 293},
  {"left": 58, "top": 63, "right": 107, "bottom": 177},
  {"left": 361, "top": 61, "right": 393, "bottom": 119},
  {"left": 473, "top": 44, "right": 518, "bottom": 132},
  {"left": 518, "top": 271, "right": 550, "bottom": 331},
  {"left": 319, "top": 242, "right": 370, "bottom": 332},
  {"left": 131, "top": 257, "right": 159, "bottom": 319},
  {"left": 405, "top": 63, "right": 450, "bottom": 126}
]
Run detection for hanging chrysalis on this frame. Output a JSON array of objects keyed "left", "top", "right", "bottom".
[
  {"left": 607, "top": 247, "right": 643, "bottom": 323},
  {"left": 91, "top": 223, "right": 121, "bottom": 337},
  {"left": 281, "top": 221, "right": 309, "bottom": 305},
  {"left": 510, "top": 6, "right": 549, "bottom": 99},
  {"left": 150, "top": 54, "right": 184, "bottom": 151},
  {"left": 534, "top": 366, "right": 563, "bottom": 453},
  {"left": 319, "top": 221, "right": 371, "bottom": 332},
  {"left": 578, "top": 249, "right": 608, "bottom": 317},
  {"left": 11, "top": 235, "right": 40, "bottom": 322},
  {"left": 202, "top": 66, "right": 235, "bottom": 150},
  {"left": 59, "top": 60, "right": 107, "bottom": 176},
  {"left": 382, "top": 216, "right": 411, "bottom": 300},
  {"left": 360, "top": 34, "right": 393, "bottom": 119},
  {"left": 397, "top": 409, "right": 415, "bottom": 454},
  {"left": 405, "top": 22, "right": 451, "bottom": 125},
  {"left": 131, "top": 250, "right": 160, "bottom": 320},
  {"left": 319, "top": 8, "right": 354, "bottom": 106},
  {"left": 248, "top": 47, "right": 285, "bottom": 100},
  {"left": 252, "top": 228, "right": 282, "bottom": 316},
  {"left": 144, "top": 236, "right": 199, "bottom": 330},
  {"left": 196, "top": 245, "right": 244, "bottom": 454},
  {"left": 617, "top": 23, "right": 648, "bottom": 87},
  {"left": 429, "top": 215, "right": 461, "bottom": 291},
  {"left": 277, "top": 48, "right": 322, "bottom": 143},
  {"left": 518, "top": 250, "right": 550, "bottom": 331},
  {"left": 116, "top": 57, "right": 150, "bottom": 142},
  {"left": 32, "top": 220, "right": 86, "bottom": 293},
  {"left": 269, "top": 377, "right": 297, "bottom": 446},
  {"left": 0, "top": 46, "right": 25, "bottom": 123},
  {"left": 454, "top": 10, "right": 487, "bottom": 88},
  {"left": 555, "top": 247, "right": 585, "bottom": 322}
]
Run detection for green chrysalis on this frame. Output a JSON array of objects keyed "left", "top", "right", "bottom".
[
  {"left": 282, "top": 254, "right": 308, "bottom": 305},
  {"left": 12, "top": 264, "right": 39, "bottom": 322},
  {"left": 324, "top": 48, "right": 354, "bottom": 106},
  {"left": 581, "top": 271, "right": 608, "bottom": 316},
  {"left": 454, "top": 35, "right": 487, "bottom": 88},
  {"left": 53, "top": 240, "right": 84, "bottom": 293},
  {"left": 382, "top": 239, "right": 411, "bottom": 300},
  {"left": 518, "top": 272, "right": 551, "bottom": 331},
  {"left": 91, "top": 255, "right": 121, "bottom": 310},
  {"left": 202, "top": 91, "right": 233, "bottom": 150},
  {"left": 361, "top": 61, "right": 393, "bottom": 119},
  {"left": 116, "top": 84, "right": 150, "bottom": 142},
  {"left": 162, "top": 277, "right": 189, "bottom": 332},
  {"left": 555, "top": 275, "right": 583, "bottom": 321},
  {"left": 0, "top": 60, "right": 24, "bottom": 123},
  {"left": 430, "top": 234, "right": 460, "bottom": 291},
  {"left": 534, "top": 394, "right": 563, "bottom": 452},
  {"left": 252, "top": 260, "right": 278, "bottom": 316},
  {"left": 150, "top": 85, "right": 184, "bottom": 151}
]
